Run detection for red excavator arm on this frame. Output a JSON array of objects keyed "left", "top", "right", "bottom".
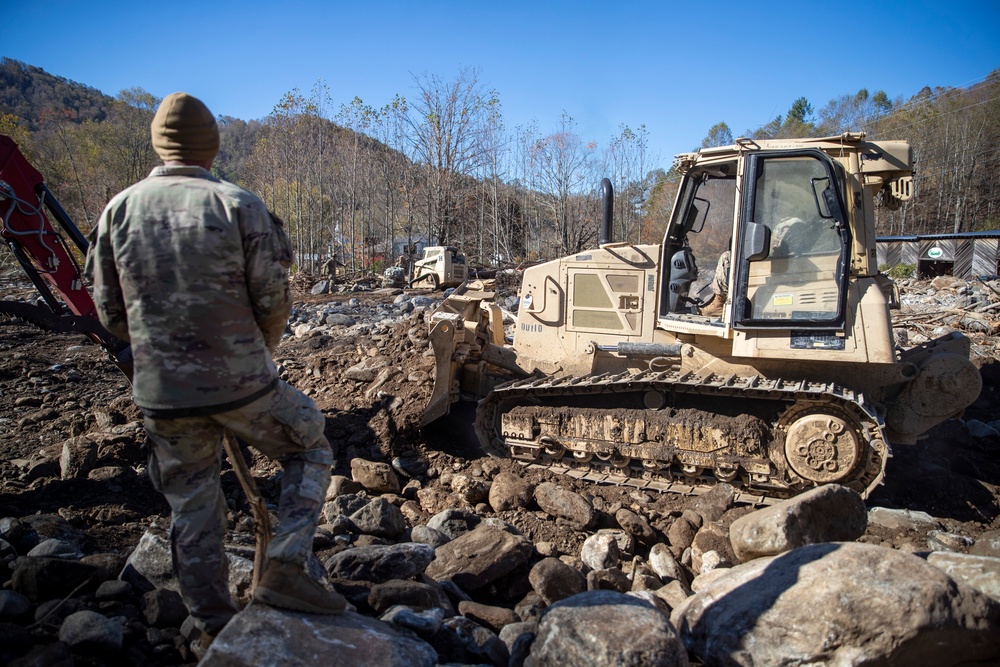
[{"left": 0, "top": 135, "right": 132, "bottom": 378}]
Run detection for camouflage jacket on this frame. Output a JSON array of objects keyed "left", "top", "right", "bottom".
[{"left": 86, "top": 166, "right": 292, "bottom": 414}]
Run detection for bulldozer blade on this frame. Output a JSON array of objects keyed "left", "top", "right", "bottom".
[{"left": 421, "top": 316, "right": 462, "bottom": 427}]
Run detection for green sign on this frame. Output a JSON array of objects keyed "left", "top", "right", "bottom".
[{"left": 927, "top": 246, "right": 943, "bottom": 259}]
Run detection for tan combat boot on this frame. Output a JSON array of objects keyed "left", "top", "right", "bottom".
[
  {"left": 700, "top": 295, "right": 725, "bottom": 317},
  {"left": 190, "top": 634, "right": 215, "bottom": 661},
  {"left": 181, "top": 616, "right": 219, "bottom": 661},
  {"left": 253, "top": 560, "right": 347, "bottom": 615}
]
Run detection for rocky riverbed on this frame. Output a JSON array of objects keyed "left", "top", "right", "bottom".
[{"left": 0, "top": 274, "right": 998, "bottom": 666}]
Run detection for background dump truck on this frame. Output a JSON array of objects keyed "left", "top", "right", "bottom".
[{"left": 421, "top": 133, "right": 982, "bottom": 504}]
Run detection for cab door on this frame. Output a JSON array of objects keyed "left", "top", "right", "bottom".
[{"left": 733, "top": 151, "right": 851, "bottom": 330}]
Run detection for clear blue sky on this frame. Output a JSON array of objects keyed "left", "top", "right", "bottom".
[{"left": 3, "top": 0, "right": 999, "bottom": 169}]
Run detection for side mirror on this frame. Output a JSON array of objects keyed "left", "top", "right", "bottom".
[
  {"left": 743, "top": 222, "right": 771, "bottom": 261},
  {"left": 811, "top": 176, "right": 834, "bottom": 219}
]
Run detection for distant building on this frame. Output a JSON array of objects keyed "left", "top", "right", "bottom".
[
  {"left": 392, "top": 237, "right": 430, "bottom": 258},
  {"left": 876, "top": 230, "right": 1000, "bottom": 278}
]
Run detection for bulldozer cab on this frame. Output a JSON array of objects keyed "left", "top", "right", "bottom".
[{"left": 660, "top": 146, "right": 852, "bottom": 332}]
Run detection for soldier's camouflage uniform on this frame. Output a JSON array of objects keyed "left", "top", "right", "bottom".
[
  {"left": 87, "top": 165, "right": 332, "bottom": 634},
  {"left": 711, "top": 250, "right": 731, "bottom": 301}
]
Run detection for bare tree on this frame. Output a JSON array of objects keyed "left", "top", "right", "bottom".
[
  {"left": 605, "top": 124, "right": 650, "bottom": 243},
  {"left": 403, "top": 67, "right": 491, "bottom": 245},
  {"left": 530, "top": 113, "right": 598, "bottom": 254},
  {"left": 247, "top": 87, "right": 342, "bottom": 273},
  {"left": 878, "top": 74, "right": 1000, "bottom": 235}
]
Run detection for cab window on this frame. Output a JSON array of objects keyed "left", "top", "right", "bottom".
[{"left": 737, "top": 154, "right": 848, "bottom": 326}]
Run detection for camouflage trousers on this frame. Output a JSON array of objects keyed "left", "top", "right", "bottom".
[
  {"left": 145, "top": 380, "right": 333, "bottom": 634},
  {"left": 712, "top": 250, "right": 731, "bottom": 300}
]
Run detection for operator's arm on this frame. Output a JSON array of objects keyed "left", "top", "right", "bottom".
[
  {"left": 240, "top": 203, "right": 293, "bottom": 350},
  {"left": 85, "top": 205, "right": 130, "bottom": 342}
]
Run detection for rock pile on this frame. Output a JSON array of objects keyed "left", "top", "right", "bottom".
[
  {"left": 287, "top": 291, "right": 439, "bottom": 340},
  {"left": 5, "top": 464, "right": 999, "bottom": 666},
  {"left": 211, "top": 473, "right": 1000, "bottom": 666}
]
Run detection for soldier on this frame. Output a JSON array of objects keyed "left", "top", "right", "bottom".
[
  {"left": 321, "top": 255, "right": 337, "bottom": 278},
  {"left": 86, "top": 93, "right": 345, "bottom": 656},
  {"left": 701, "top": 249, "right": 730, "bottom": 317}
]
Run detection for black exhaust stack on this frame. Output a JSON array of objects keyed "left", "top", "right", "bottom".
[{"left": 600, "top": 178, "right": 613, "bottom": 245}]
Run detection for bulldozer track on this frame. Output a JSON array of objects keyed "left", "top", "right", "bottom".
[{"left": 475, "top": 369, "right": 891, "bottom": 505}]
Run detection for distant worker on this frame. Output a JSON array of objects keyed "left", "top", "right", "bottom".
[
  {"left": 86, "top": 93, "right": 345, "bottom": 657},
  {"left": 321, "top": 255, "right": 337, "bottom": 278}
]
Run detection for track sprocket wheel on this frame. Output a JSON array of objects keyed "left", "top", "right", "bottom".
[{"left": 779, "top": 405, "right": 865, "bottom": 485}]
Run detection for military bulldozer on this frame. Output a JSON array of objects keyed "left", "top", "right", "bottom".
[{"left": 421, "top": 133, "right": 982, "bottom": 503}]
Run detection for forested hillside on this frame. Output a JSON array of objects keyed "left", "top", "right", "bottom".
[
  {"left": 0, "top": 58, "right": 110, "bottom": 131},
  {"left": 2, "top": 57, "right": 998, "bottom": 275}
]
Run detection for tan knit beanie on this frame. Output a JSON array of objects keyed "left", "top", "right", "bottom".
[{"left": 150, "top": 92, "right": 219, "bottom": 163}]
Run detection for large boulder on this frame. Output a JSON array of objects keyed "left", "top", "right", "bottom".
[
  {"left": 367, "top": 579, "right": 440, "bottom": 614},
  {"left": 430, "top": 616, "right": 510, "bottom": 666},
  {"left": 458, "top": 600, "right": 519, "bottom": 634},
  {"left": 688, "top": 484, "right": 735, "bottom": 523},
  {"left": 344, "top": 357, "right": 391, "bottom": 383},
  {"left": 58, "top": 610, "right": 123, "bottom": 653},
  {"left": 325, "top": 543, "right": 435, "bottom": 584},
  {"left": 666, "top": 516, "right": 698, "bottom": 558},
  {"left": 674, "top": 542, "right": 1000, "bottom": 666},
  {"left": 529, "top": 558, "right": 586, "bottom": 605},
  {"left": 201, "top": 605, "right": 436, "bottom": 666},
  {"left": 690, "top": 522, "right": 735, "bottom": 574},
  {"left": 380, "top": 605, "right": 445, "bottom": 638},
  {"left": 119, "top": 530, "right": 252, "bottom": 601},
  {"left": 350, "top": 458, "right": 400, "bottom": 495},
  {"left": 450, "top": 474, "right": 490, "bottom": 504},
  {"left": 867, "top": 507, "right": 941, "bottom": 533},
  {"left": 426, "top": 508, "right": 480, "bottom": 540},
  {"left": 971, "top": 529, "right": 1000, "bottom": 559},
  {"left": 11, "top": 557, "right": 102, "bottom": 602},
  {"left": 586, "top": 568, "right": 631, "bottom": 593},
  {"left": 489, "top": 472, "right": 535, "bottom": 512},
  {"left": 0, "top": 591, "right": 30, "bottom": 620},
  {"left": 525, "top": 590, "right": 688, "bottom": 666},
  {"left": 728, "top": 484, "right": 867, "bottom": 562},
  {"left": 533, "top": 483, "right": 595, "bottom": 530},
  {"left": 349, "top": 498, "right": 406, "bottom": 539},
  {"left": 580, "top": 533, "right": 620, "bottom": 572},
  {"left": 141, "top": 588, "right": 188, "bottom": 628},
  {"left": 648, "top": 543, "right": 688, "bottom": 585},
  {"left": 615, "top": 508, "right": 657, "bottom": 546},
  {"left": 26, "top": 539, "right": 83, "bottom": 560},
  {"left": 59, "top": 436, "right": 98, "bottom": 480},
  {"left": 425, "top": 524, "right": 533, "bottom": 590}
]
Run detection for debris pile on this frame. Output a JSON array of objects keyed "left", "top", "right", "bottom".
[{"left": 894, "top": 276, "right": 1000, "bottom": 352}]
